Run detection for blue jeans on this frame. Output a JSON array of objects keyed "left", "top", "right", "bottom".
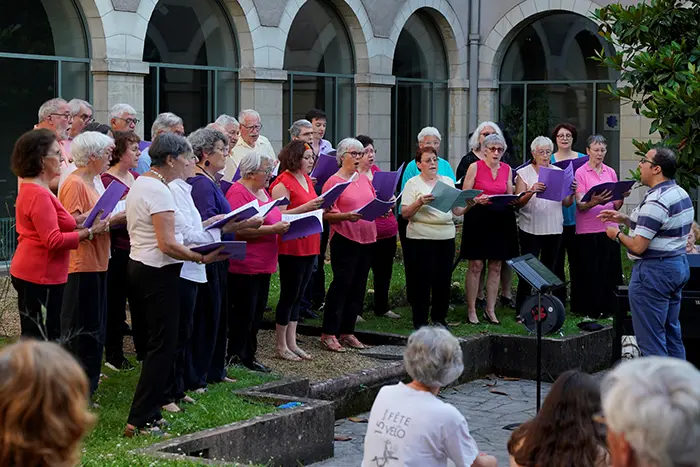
[
  {"left": 299, "top": 256, "right": 318, "bottom": 312},
  {"left": 628, "top": 255, "right": 690, "bottom": 358}
]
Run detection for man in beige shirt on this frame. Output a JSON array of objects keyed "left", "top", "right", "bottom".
[{"left": 223, "top": 109, "right": 277, "bottom": 181}]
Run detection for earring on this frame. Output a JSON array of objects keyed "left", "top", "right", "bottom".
[
  {"left": 169, "top": 162, "right": 174, "bottom": 168},
  {"left": 205, "top": 160, "right": 210, "bottom": 167}
]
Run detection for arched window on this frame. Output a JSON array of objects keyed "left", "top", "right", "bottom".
[
  {"left": 499, "top": 12, "right": 619, "bottom": 167},
  {"left": 0, "top": 0, "right": 89, "bottom": 209},
  {"left": 392, "top": 11, "right": 449, "bottom": 168},
  {"left": 283, "top": 0, "right": 355, "bottom": 145},
  {"left": 144, "top": 0, "right": 238, "bottom": 135}
]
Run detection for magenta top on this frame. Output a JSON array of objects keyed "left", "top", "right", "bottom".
[
  {"left": 370, "top": 165, "right": 399, "bottom": 240},
  {"left": 322, "top": 173, "right": 377, "bottom": 245},
  {"left": 574, "top": 162, "right": 619, "bottom": 234},
  {"left": 473, "top": 160, "right": 510, "bottom": 195},
  {"left": 225, "top": 182, "right": 282, "bottom": 275}
]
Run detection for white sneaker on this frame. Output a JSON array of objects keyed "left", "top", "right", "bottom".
[
  {"left": 356, "top": 315, "right": 366, "bottom": 323},
  {"left": 104, "top": 362, "right": 120, "bottom": 372},
  {"left": 381, "top": 310, "right": 401, "bottom": 319}
]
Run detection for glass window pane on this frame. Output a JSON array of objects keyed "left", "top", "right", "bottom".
[
  {"left": 284, "top": 0, "right": 354, "bottom": 74},
  {"left": 284, "top": 75, "right": 344, "bottom": 145},
  {"left": 337, "top": 77, "right": 354, "bottom": 143},
  {"left": 597, "top": 85, "right": 621, "bottom": 172},
  {"left": 393, "top": 12, "right": 447, "bottom": 80},
  {"left": 153, "top": 67, "right": 210, "bottom": 133},
  {"left": 216, "top": 71, "right": 238, "bottom": 118},
  {"left": 392, "top": 81, "right": 433, "bottom": 168},
  {"left": 0, "top": 0, "right": 88, "bottom": 57},
  {"left": 0, "top": 58, "right": 57, "bottom": 205},
  {"left": 499, "top": 84, "right": 526, "bottom": 163},
  {"left": 434, "top": 82, "right": 448, "bottom": 158},
  {"left": 61, "top": 62, "right": 89, "bottom": 101}
]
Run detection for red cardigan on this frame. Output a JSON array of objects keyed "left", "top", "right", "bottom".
[{"left": 11, "top": 183, "right": 80, "bottom": 284}]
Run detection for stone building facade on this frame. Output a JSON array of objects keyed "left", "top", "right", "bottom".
[{"left": 1, "top": 0, "right": 651, "bottom": 208}]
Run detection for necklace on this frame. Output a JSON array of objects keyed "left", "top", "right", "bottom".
[
  {"left": 150, "top": 168, "right": 168, "bottom": 185},
  {"left": 196, "top": 164, "right": 219, "bottom": 186}
]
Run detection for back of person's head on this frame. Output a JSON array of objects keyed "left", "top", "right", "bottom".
[
  {"left": 82, "top": 122, "right": 111, "bottom": 135},
  {"left": 149, "top": 133, "right": 191, "bottom": 167},
  {"left": 11, "top": 129, "right": 57, "bottom": 179},
  {"left": 509, "top": 370, "right": 605, "bottom": 467},
  {"left": 0, "top": 340, "right": 95, "bottom": 467},
  {"left": 278, "top": 140, "right": 310, "bottom": 172},
  {"left": 602, "top": 357, "right": 700, "bottom": 467},
  {"left": 403, "top": 326, "right": 463, "bottom": 389}
]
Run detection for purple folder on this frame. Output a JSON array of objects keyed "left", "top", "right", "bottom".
[
  {"left": 537, "top": 164, "right": 575, "bottom": 202},
  {"left": 205, "top": 200, "right": 259, "bottom": 230},
  {"left": 281, "top": 210, "right": 324, "bottom": 241},
  {"left": 552, "top": 155, "right": 589, "bottom": 172},
  {"left": 83, "top": 181, "right": 127, "bottom": 228},
  {"left": 354, "top": 198, "right": 394, "bottom": 222},
  {"left": 232, "top": 166, "right": 241, "bottom": 182},
  {"left": 320, "top": 177, "right": 353, "bottom": 209},
  {"left": 372, "top": 163, "right": 404, "bottom": 201},
  {"left": 190, "top": 241, "right": 247, "bottom": 260},
  {"left": 581, "top": 180, "right": 635, "bottom": 203},
  {"left": 486, "top": 193, "right": 524, "bottom": 209},
  {"left": 311, "top": 152, "right": 338, "bottom": 188},
  {"left": 138, "top": 141, "right": 151, "bottom": 152}
]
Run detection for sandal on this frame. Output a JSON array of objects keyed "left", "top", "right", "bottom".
[
  {"left": 277, "top": 349, "right": 302, "bottom": 361},
  {"left": 320, "top": 335, "right": 346, "bottom": 352},
  {"left": 482, "top": 311, "right": 500, "bottom": 325},
  {"left": 162, "top": 402, "right": 181, "bottom": 413},
  {"left": 291, "top": 347, "right": 313, "bottom": 361},
  {"left": 123, "top": 424, "right": 170, "bottom": 438},
  {"left": 339, "top": 334, "right": 367, "bottom": 349},
  {"left": 182, "top": 395, "right": 196, "bottom": 404}
]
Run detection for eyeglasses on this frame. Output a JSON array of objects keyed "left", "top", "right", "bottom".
[
  {"left": 213, "top": 145, "right": 226, "bottom": 153},
  {"left": 345, "top": 151, "right": 364, "bottom": 159},
  {"left": 639, "top": 157, "right": 658, "bottom": 167},
  {"left": 535, "top": 149, "right": 553, "bottom": 156},
  {"left": 255, "top": 167, "right": 274, "bottom": 175},
  {"left": 115, "top": 117, "right": 140, "bottom": 125},
  {"left": 557, "top": 134, "right": 573, "bottom": 140},
  {"left": 487, "top": 147, "right": 505, "bottom": 154},
  {"left": 242, "top": 124, "right": 263, "bottom": 132},
  {"left": 421, "top": 157, "right": 438, "bottom": 164},
  {"left": 79, "top": 114, "right": 94, "bottom": 123},
  {"left": 50, "top": 113, "right": 72, "bottom": 119}
]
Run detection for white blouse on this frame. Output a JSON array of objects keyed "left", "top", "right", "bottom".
[{"left": 516, "top": 164, "right": 564, "bottom": 236}]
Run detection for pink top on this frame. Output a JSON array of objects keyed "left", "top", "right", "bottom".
[
  {"left": 575, "top": 162, "right": 619, "bottom": 234},
  {"left": 225, "top": 182, "right": 282, "bottom": 275},
  {"left": 322, "top": 173, "right": 377, "bottom": 245},
  {"left": 474, "top": 160, "right": 510, "bottom": 195},
  {"left": 370, "top": 165, "right": 399, "bottom": 240}
]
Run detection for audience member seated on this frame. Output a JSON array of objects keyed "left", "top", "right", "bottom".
[
  {"left": 687, "top": 221, "right": 700, "bottom": 254},
  {"left": 0, "top": 340, "right": 95, "bottom": 467},
  {"left": 601, "top": 357, "right": 700, "bottom": 467},
  {"left": 362, "top": 326, "right": 497, "bottom": 467},
  {"left": 508, "top": 370, "right": 608, "bottom": 467}
]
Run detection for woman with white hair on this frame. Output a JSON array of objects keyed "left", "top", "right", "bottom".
[
  {"left": 320, "top": 138, "right": 377, "bottom": 352},
  {"left": 362, "top": 326, "right": 497, "bottom": 467},
  {"left": 601, "top": 356, "right": 700, "bottom": 467},
  {"left": 214, "top": 114, "right": 240, "bottom": 151},
  {"left": 225, "top": 150, "right": 290, "bottom": 372},
  {"left": 462, "top": 133, "right": 519, "bottom": 325},
  {"left": 513, "top": 136, "right": 576, "bottom": 316},
  {"left": 58, "top": 131, "right": 116, "bottom": 399}
]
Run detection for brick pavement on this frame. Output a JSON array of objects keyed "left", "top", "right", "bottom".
[{"left": 309, "top": 377, "right": 552, "bottom": 466}]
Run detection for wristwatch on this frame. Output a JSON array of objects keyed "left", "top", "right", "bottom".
[
  {"left": 615, "top": 230, "right": 622, "bottom": 243},
  {"left": 87, "top": 227, "right": 94, "bottom": 241}
]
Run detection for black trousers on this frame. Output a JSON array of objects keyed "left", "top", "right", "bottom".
[
  {"left": 11, "top": 276, "right": 64, "bottom": 341},
  {"left": 322, "top": 234, "right": 373, "bottom": 336},
  {"left": 165, "top": 277, "right": 198, "bottom": 403},
  {"left": 276, "top": 255, "right": 316, "bottom": 325},
  {"left": 572, "top": 232, "right": 623, "bottom": 317},
  {"left": 370, "top": 235, "right": 397, "bottom": 316},
  {"left": 397, "top": 215, "right": 414, "bottom": 307},
  {"left": 311, "top": 220, "right": 330, "bottom": 307},
  {"left": 553, "top": 225, "right": 578, "bottom": 306},
  {"left": 515, "top": 230, "right": 562, "bottom": 313},
  {"left": 189, "top": 261, "right": 228, "bottom": 388},
  {"left": 105, "top": 247, "right": 129, "bottom": 364},
  {"left": 61, "top": 271, "right": 107, "bottom": 396},
  {"left": 227, "top": 273, "right": 271, "bottom": 365},
  {"left": 126, "top": 260, "right": 181, "bottom": 428},
  {"left": 406, "top": 238, "right": 454, "bottom": 329}
]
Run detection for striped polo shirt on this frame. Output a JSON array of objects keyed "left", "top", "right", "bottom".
[{"left": 628, "top": 180, "right": 694, "bottom": 260}]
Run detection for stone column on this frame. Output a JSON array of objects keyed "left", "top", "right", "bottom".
[
  {"left": 238, "top": 67, "right": 287, "bottom": 154},
  {"left": 91, "top": 60, "right": 149, "bottom": 138},
  {"left": 448, "top": 78, "right": 469, "bottom": 169},
  {"left": 355, "top": 73, "right": 395, "bottom": 170}
]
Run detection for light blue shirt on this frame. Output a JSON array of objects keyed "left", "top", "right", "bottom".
[
  {"left": 136, "top": 147, "right": 152, "bottom": 175},
  {"left": 398, "top": 158, "right": 456, "bottom": 214}
]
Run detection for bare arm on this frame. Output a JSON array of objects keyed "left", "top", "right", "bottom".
[{"left": 152, "top": 211, "right": 205, "bottom": 262}]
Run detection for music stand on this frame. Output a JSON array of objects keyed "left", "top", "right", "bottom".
[{"left": 506, "top": 254, "right": 565, "bottom": 413}]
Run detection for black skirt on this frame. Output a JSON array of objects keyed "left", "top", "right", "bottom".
[{"left": 460, "top": 205, "right": 519, "bottom": 261}]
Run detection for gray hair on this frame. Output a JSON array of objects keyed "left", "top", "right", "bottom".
[
  {"left": 187, "top": 127, "right": 228, "bottom": 161},
  {"left": 483, "top": 133, "right": 508, "bottom": 152},
  {"left": 149, "top": 133, "right": 192, "bottom": 168},
  {"left": 417, "top": 126, "right": 441, "bottom": 143},
  {"left": 238, "top": 109, "right": 261, "bottom": 124},
  {"left": 37, "top": 98, "right": 68, "bottom": 122},
  {"left": 151, "top": 112, "right": 183, "bottom": 139},
  {"left": 404, "top": 326, "right": 463, "bottom": 388},
  {"left": 335, "top": 138, "right": 364, "bottom": 166},
  {"left": 214, "top": 114, "right": 239, "bottom": 128},
  {"left": 586, "top": 134, "right": 608, "bottom": 148},
  {"left": 469, "top": 121, "right": 504, "bottom": 151},
  {"left": 530, "top": 136, "right": 554, "bottom": 153},
  {"left": 289, "top": 119, "right": 312, "bottom": 138},
  {"left": 109, "top": 103, "right": 136, "bottom": 119},
  {"left": 67, "top": 99, "right": 93, "bottom": 117},
  {"left": 71, "top": 131, "right": 114, "bottom": 167},
  {"left": 239, "top": 150, "right": 275, "bottom": 178},
  {"left": 602, "top": 357, "right": 700, "bottom": 467}
]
